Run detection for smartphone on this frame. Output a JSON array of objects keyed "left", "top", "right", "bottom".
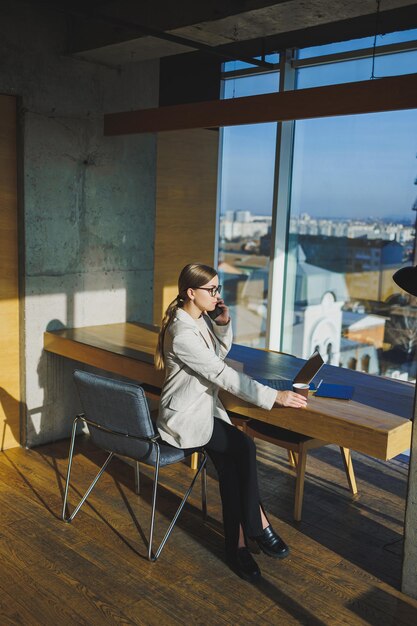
[{"left": 208, "top": 304, "right": 223, "bottom": 320}]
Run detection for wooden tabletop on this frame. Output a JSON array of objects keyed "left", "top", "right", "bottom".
[{"left": 44, "top": 322, "right": 415, "bottom": 461}]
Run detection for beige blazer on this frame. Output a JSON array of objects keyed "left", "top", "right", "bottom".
[{"left": 157, "top": 308, "right": 277, "bottom": 448}]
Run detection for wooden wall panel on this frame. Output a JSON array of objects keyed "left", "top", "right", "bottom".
[
  {"left": 0, "top": 94, "right": 20, "bottom": 449},
  {"left": 153, "top": 128, "right": 218, "bottom": 324}
]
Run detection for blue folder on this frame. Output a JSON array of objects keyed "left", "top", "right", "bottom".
[{"left": 314, "top": 383, "right": 354, "bottom": 400}]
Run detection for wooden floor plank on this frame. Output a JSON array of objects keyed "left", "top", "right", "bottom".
[
  {"left": 0, "top": 585, "right": 43, "bottom": 626},
  {"left": 1, "top": 436, "right": 417, "bottom": 626}
]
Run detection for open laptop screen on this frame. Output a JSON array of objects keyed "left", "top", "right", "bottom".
[{"left": 293, "top": 351, "right": 324, "bottom": 384}]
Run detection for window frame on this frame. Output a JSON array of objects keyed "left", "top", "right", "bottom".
[{"left": 218, "top": 35, "right": 417, "bottom": 354}]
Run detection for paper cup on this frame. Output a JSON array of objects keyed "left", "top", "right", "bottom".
[{"left": 293, "top": 383, "right": 309, "bottom": 398}]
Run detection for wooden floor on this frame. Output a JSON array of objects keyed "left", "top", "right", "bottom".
[{"left": 0, "top": 437, "right": 416, "bottom": 626}]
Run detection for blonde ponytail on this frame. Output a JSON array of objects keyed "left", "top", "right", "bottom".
[{"left": 154, "top": 297, "right": 179, "bottom": 370}]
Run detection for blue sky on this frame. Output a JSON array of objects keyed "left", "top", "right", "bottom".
[
  {"left": 291, "top": 109, "right": 417, "bottom": 220},
  {"left": 220, "top": 31, "right": 417, "bottom": 220}
]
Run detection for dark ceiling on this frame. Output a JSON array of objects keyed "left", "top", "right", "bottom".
[{"left": 21, "top": 1, "right": 417, "bottom": 67}]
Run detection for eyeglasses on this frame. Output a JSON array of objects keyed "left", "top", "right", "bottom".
[{"left": 197, "top": 285, "right": 222, "bottom": 297}]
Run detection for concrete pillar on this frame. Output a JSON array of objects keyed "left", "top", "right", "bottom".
[
  {"left": 402, "top": 387, "right": 417, "bottom": 599},
  {"left": 0, "top": 2, "right": 159, "bottom": 446}
]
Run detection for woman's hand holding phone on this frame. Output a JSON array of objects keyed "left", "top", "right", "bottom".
[{"left": 208, "top": 299, "right": 230, "bottom": 325}]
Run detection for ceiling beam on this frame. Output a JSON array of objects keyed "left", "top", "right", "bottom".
[{"left": 104, "top": 72, "right": 417, "bottom": 135}]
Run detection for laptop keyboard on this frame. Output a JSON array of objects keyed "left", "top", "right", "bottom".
[
  {"left": 255, "top": 378, "right": 293, "bottom": 391},
  {"left": 256, "top": 378, "right": 316, "bottom": 391}
]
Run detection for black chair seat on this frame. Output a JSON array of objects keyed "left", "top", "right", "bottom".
[
  {"left": 96, "top": 433, "right": 196, "bottom": 467},
  {"left": 152, "top": 442, "right": 196, "bottom": 466}
]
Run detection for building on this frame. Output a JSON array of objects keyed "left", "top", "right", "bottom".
[
  {"left": 297, "top": 235, "right": 404, "bottom": 273},
  {"left": 283, "top": 248, "right": 348, "bottom": 363}
]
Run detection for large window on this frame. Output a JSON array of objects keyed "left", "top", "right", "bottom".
[
  {"left": 282, "top": 109, "right": 417, "bottom": 379},
  {"left": 218, "top": 31, "right": 417, "bottom": 381},
  {"left": 297, "top": 28, "right": 417, "bottom": 87},
  {"left": 218, "top": 66, "right": 279, "bottom": 347}
]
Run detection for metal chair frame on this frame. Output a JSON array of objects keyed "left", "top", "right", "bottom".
[{"left": 62, "top": 413, "right": 207, "bottom": 562}]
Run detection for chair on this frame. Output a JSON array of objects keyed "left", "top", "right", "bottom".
[
  {"left": 245, "top": 420, "right": 357, "bottom": 522},
  {"left": 62, "top": 370, "right": 207, "bottom": 562}
]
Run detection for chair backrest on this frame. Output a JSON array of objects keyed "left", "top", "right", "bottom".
[{"left": 73, "top": 370, "right": 157, "bottom": 459}]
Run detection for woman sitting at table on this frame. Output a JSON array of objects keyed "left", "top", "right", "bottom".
[{"left": 155, "top": 263, "right": 307, "bottom": 583}]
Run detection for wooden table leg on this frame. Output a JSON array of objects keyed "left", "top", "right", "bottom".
[
  {"left": 294, "top": 443, "right": 307, "bottom": 521},
  {"left": 340, "top": 447, "right": 358, "bottom": 495}
]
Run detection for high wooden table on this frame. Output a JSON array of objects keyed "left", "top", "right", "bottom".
[{"left": 43, "top": 322, "right": 414, "bottom": 461}]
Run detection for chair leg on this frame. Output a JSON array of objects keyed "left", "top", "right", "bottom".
[
  {"left": 287, "top": 450, "right": 297, "bottom": 468},
  {"left": 62, "top": 416, "right": 114, "bottom": 523},
  {"left": 134, "top": 461, "right": 140, "bottom": 495},
  {"left": 148, "top": 450, "right": 208, "bottom": 562},
  {"left": 63, "top": 422, "right": 207, "bottom": 563},
  {"left": 148, "top": 446, "right": 161, "bottom": 561},
  {"left": 340, "top": 447, "right": 358, "bottom": 495},
  {"left": 294, "top": 443, "right": 307, "bottom": 522},
  {"left": 292, "top": 451, "right": 299, "bottom": 469}
]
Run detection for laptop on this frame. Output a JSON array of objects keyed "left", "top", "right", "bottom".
[{"left": 256, "top": 350, "right": 324, "bottom": 391}]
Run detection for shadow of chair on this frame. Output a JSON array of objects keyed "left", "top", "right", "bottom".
[
  {"left": 0, "top": 386, "right": 22, "bottom": 451},
  {"left": 244, "top": 419, "right": 358, "bottom": 521},
  {"left": 62, "top": 369, "right": 207, "bottom": 561}
]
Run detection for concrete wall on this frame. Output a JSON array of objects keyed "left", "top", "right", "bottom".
[{"left": 0, "top": 2, "right": 159, "bottom": 445}]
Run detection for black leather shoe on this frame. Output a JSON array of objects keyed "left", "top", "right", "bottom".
[
  {"left": 227, "top": 547, "right": 261, "bottom": 583},
  {"left": 255, "top": 526, "right": 290, "bottom": 559}
]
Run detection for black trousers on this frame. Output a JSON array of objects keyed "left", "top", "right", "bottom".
[{"left": 204, "top": 418, "right": 264, "bottom": 555}]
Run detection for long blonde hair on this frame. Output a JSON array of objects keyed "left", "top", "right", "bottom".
[{"left": 154, "top": 263, "right": 218, "bottom": 370}]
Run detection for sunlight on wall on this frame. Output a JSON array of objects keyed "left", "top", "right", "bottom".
[
  {"left": 160, "top": 285, "right": 177, "bottom": 322},
  {"left": 74, "top": 288, "right": 127, "bottom": 327}
]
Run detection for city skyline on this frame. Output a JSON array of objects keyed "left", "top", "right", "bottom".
[
  {"left": 220, "top": 209, "right": 415, "bottom": 246},
  {"left": 221, "top": 208, "right": 416, "bottom": 224}
]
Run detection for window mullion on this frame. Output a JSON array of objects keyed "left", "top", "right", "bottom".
[{"left": 266, "top": 49, "right": 297, "bottom": 351}]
